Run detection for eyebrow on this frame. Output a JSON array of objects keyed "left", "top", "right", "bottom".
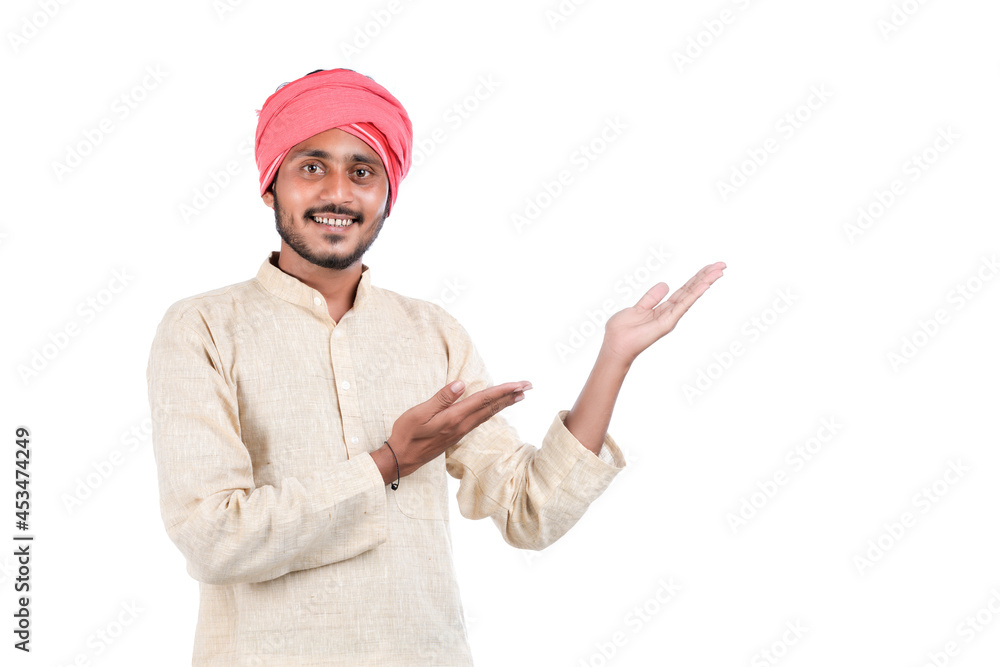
[{"left": 289, "top": 148, "right": 381, "bottom": 167}]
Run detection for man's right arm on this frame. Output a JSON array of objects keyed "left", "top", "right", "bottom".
[{"left": 147, "top": 310, "right": 388, "bottom": 587}]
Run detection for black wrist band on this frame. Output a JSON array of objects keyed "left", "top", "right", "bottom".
[{"left": 384, "top": 440, "right": 399, "bottom": 490}]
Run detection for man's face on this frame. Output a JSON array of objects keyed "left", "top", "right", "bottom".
[{"left": 263, "top": 127, "right": 390, "bottom": 271}]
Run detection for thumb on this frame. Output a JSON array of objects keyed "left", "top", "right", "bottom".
[{"left": 432, "top": 380, "right": 465, "bottom": 410}]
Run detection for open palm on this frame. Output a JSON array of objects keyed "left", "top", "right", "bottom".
[{"left": 602, "top": 261, "right": 727, "bottom": 365}]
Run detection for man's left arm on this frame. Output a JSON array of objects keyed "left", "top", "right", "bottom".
[
  {"left": 443, "top": 261, "right": 726, "bottom": 550},
  {"left": 564, "top": 261, "right": 727, "bottom": 453}
]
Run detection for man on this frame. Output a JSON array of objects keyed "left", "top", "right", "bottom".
[{"left": 147, "top": 68, "right": 725, "bottom": 666}]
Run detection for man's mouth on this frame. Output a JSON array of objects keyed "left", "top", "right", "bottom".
[{"left": 312, "top": 215, "right": 356, "bottom": 228}]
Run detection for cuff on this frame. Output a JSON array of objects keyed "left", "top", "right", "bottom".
[
  {"left": 553, "top": 409, "right": 626, "bottom": 470},
  {"left": 533, "top": 409, "right": 627, "bottom": 502}
]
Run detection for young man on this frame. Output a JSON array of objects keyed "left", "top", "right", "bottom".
[{"left": 147, "top": 68, "right": 725, "bottom": 665}]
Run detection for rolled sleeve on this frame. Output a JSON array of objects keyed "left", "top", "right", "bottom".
[
  {"left": 537, "top": 409, "right": 626, "bottom": 482},
  {"left": 440, "top": 312, "right": 626, "bottom": 551}
]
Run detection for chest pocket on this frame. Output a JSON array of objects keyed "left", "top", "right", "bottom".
[{"left": 382, "top": 410, "right": 447, "bottom": 521}]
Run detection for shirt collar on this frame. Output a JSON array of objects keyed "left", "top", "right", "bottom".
[{"left": 255, "top": 251, "right": 373, "bottom": 315}]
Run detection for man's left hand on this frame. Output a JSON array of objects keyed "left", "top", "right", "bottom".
[{"left": 600, "top": 261, "right": 727, "bottom": 366}]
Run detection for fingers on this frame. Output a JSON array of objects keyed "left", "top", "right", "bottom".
[
  {"left": 431, "top": 380, "right": 466, "bottom": 411},
  {"left": 656, "top": 261, "right": 726, "bottom": 321},
  {"left": 447, "top": 381, "right": 532, "bottom": 433},
  {"left": 635, "top": 262, "right": 726, "bottom": 309},
  {"left": 634, "top": 282, "right": 670, "bottom": 310}
]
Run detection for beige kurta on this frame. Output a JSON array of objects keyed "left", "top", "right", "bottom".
[{"left": 147, "top": 252, "right": 626, "bottom": 665}]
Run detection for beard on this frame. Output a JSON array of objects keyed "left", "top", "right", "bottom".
[{"left": 272, "top": 189, "right": 387, "bottom": 270}]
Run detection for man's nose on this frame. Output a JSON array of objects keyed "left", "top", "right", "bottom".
[{"left": 319, "top": 171, "right": 353, "bottom": 203}]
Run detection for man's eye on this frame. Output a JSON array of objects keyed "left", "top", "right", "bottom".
[
  {"left": 303, "top": 164, "right": 321, "bottom": 174},
  {"left": 354, "top": 168, "right": 371, "bottom": 178}
]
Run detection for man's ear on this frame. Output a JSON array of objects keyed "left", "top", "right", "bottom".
[{"left": 262, "top": 190, "right": 275, "bottom": 209}]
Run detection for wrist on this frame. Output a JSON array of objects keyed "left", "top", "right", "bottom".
[
  {"left": 370, "top": 445, "right": 398, "bottom": 487},
  {"left": 597, "top": 343, "right": 634, "bottom": 373}
]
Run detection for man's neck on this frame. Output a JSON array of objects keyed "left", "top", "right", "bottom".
[{"left": 274, "top": 244, "right": 361, "bottom": 322}]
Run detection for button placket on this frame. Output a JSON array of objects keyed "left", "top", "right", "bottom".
[{"left": 330, "top": 321, "right": 365, "bottom": 458}]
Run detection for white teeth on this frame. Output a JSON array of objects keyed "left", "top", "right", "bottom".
[{"left": 313, "top": 216, "right": 354, "bottom": 227}]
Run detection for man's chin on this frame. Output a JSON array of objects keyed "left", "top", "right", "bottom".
[{"left": 301, "top": 248, "right": 360, "bottom": 271}]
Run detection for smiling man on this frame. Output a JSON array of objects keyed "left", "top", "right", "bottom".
[
  {"left": 270, "top": 126, "right": 388, "bottom": 262},
  {"left": 266, "top": 126, "right": 392, "bottom": 320},
  {"left": 147, "top": 68, "right": 725, "bottom": 666}
]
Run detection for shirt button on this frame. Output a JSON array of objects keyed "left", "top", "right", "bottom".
[
  {"left": 313, "top": 296, "right": 322, "bottom": 306},
  {"left": 351, "top": 436, "right": 359, "bottom": 445},
  {"left": 341, "top": 381, "right": 350, "bottom": 390},
  {"left": 333, "top": 329, "right": 343, "bottom": 338}
]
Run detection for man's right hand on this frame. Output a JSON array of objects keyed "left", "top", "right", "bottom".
[{"left": 370, "top": 380, "right": 532, "bottom": 485}]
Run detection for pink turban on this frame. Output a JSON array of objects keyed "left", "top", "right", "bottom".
[{"left": 255, "top": 68, "right": 413, "bottom": 215}]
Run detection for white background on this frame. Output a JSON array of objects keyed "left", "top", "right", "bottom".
[{"left": 3, "top": 0, "right": 999, "bottom": 665}]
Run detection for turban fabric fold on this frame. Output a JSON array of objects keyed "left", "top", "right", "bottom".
[{"left": 254, "top": 68, "right": 413, "bottom": 215}]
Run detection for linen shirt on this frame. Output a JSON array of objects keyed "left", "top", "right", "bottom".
[{"left": 147, "top": 251, "right": 627, "bottom": 666}]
